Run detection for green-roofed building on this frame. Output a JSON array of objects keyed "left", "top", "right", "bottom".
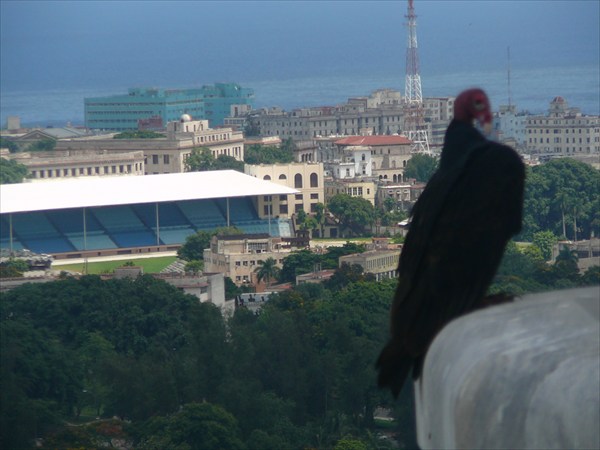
[{"left": 84, "top": 83, "right": 254, "bottom": 131}]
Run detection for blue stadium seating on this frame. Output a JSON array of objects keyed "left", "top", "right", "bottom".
[
  {"left": 10, "top": 212, "right": 74, "bottom": 252},
  {"left": 67, "top": 231, "right": 117, "bottom": 251},
  {"left": 0, "top": 195, "right": 283, "bottom": 254},
  {"left": 91, "top": 206, "right": 147, "bottom": 232},
  {"left": 176, "top": 199, "right": 226, "bottom": 229},
  {"left": 158, "top": 226, "right": 196, "bottom": 245}
]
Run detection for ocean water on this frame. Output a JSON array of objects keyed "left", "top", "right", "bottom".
[{"left": 1, "top": 65, "right": 598, "bottom": 128}]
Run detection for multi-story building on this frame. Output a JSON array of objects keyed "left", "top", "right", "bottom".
[
  {"left": 244, "top": 162, "right": 324, "bottom": 217},
  {"left": 202, "top": 233, "right": 291, "bottom": 286},
  {"left": 338, "top": 247, "right": 401, "bottom": 281},
  {"left": 324, "top": 178, "right": 376, "bottom": 205},
  {"left": 246, "top": 90, "right": 454, "bottom": 149},
  {"left": 84, "top": 83, "right": 254, "bottom": 130},
  {"left": 525, "top": 97, "right": 600, "bottom": 157},
  {"left": 493, "top": 104, "right": 528, "bottom": 149},
  {"left": 54, "top": 116, "right": 244, "bottom": 174},
  {"left": 3, "top": 149, "right": 145, "bottom": 181},
  {"left": 333, "top": 135, "right": 413, "bottom": 183},
  {"left": 376, "top": 181, "right": 426, "bottom": 211}
]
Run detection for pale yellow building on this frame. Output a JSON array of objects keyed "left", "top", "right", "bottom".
[
  {"left": 244, "top": 162, "right": 324, "bottom": 218},
  {"left": 324, "top": 178, "right": 376, "bottom": 205},
  {"left": 2, "top": 149, "right": 145, "bottom": 181},
  {"left": 203, "top": 233, "right": 291, "bottom": 286}
]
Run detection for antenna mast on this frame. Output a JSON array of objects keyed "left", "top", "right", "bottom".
[
  {"left": 507, "top": 46, "right": 513, "bottom": 108},
  {"left": 404, "top": 0, "right": 430, "bottom": 154}
]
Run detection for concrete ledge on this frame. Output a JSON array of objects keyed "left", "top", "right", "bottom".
[{"left": 415, "top": 287, "right": 600, "bottom": 450}]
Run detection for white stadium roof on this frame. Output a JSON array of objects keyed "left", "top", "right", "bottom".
[{"left": 0, "top": 171, "right": 299, "bottom": 214}]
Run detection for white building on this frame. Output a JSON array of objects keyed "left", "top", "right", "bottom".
[{"left": 525, "top": 97, "right": 600, "bottom": 157}]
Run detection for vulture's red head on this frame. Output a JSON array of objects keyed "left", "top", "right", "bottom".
[{"left": 454, "top": 88, "right": 492, "bottom": 132}]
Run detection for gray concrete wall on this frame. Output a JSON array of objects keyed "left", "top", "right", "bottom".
[{"left": 415, "top": 287, "right": 599, "bottom": 450}]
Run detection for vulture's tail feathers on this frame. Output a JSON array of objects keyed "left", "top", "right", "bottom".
[{"left": 376, "top": 340, "right": 413, "bottom": 398}]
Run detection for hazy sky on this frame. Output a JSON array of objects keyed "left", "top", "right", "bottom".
[{"left": 1, "top": 0, "right": 599, "bottom": 91}]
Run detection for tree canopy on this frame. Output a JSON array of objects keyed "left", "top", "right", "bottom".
[
  {"left": 185, "top": 147, "right": 244, "bottom": 172},
  {"left": 403, "top": 153, "right": 438, "bottom": 182},
  {"left": 244, "top": 138, "right": 295, "bottom": 165},
  {"left": 0, "top": 157, "right": 29, "bottom": 184},
  {"left": 113, "top": 130, "right": 164, "bottom": 139},
  {"left": 327, "top": 194, "right": 375, "bottom": 236},
  {"left": 520, "top": 158, "right": 599, "bottom": 241}
]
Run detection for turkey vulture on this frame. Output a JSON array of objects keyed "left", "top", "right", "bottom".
[{"left": 377, "top": 88, "right": 525, "bottom": 397}]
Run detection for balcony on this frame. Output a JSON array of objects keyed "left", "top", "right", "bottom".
[{"left": 415, "top": 287, "right": 599, "bottom": 450}]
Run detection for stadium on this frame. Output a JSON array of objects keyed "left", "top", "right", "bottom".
[{"left": 0, "top": 171, "right": 298, "bottom": 259}]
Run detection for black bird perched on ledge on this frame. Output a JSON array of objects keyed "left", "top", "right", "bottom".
[{"left": 376, "top": 88, "right": 525, "bottom": 398}]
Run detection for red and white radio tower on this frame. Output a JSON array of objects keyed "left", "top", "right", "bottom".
[{"left": 404, "top": 0, "right": 430, "bottom": 154}]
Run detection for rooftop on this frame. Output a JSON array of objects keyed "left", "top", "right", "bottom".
[
  {"left": 334, "top": 135, "right": 412, "bottom": 146},
  {"left": 0, "top": 170, "right": 298, "bottom": 214}
]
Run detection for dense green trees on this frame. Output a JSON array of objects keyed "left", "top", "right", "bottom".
[
  {"left": 403, "top": 153, "right": 438, "bottom": 182},
  {"left": 1, "top": 272, "right": 401, "bottom": 449},
  {"left": 113, "top": 130, "right": 164, "bottom": 139},
  {"left": 0, "top": 137, "right": 19, "bottom": 152},
  {"left": 185, "top": 147, "right": 244, "bottom": 172},
  {"left": 0, "top": 157, "right": 29, "bottom": 184},
  {"left": 27, "top": 138, "right": 56, "bottom": 152},
  {"left": 327, "top": 194, "right": 375, "bottom": 236},
  {"left": 520, "top": 158, "right": 599, "bottom": 241},
  {"left": 244, "top": 138, "right": 295, "bottom": 165},
  {"left": 278, "top": 243, "right": 366, "bottom": 283}
]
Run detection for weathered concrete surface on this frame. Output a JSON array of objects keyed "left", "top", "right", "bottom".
[{"left": 415, "top": 287, "right": 600, "bottom": 450}]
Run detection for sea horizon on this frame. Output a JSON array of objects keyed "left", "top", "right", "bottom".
[{"left": 1, "top": 64, "right": 598, "bottom": 129}]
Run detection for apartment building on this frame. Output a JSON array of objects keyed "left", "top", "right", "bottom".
[
  {"left": 3, "top": 149, "right": 145, "bottom": 181},
  {"left": 324, "top": 178, "right": 376, "bottom": 205},
  {"left": 246, "top": 90, "right": 454, "bottom": 149},
  {"left": 338, "top": 248, "right": 401, "bottom": 281},
  {"left": 244, "top": 162, "right": 324, "bottom": 218},
  {"left": 526, "top": 97, "right": 600, "bottom": 157},
  {"left": 333, "top": 135, "right": 413, "bottom": 182},
  {"left": 54, "top": 116, "right": 244, "bottom": 174},
  {"left": 84, "top": 83, "right": 254, "bottom": 130},
  {"left": 202, "top": 234, "right": 291, "bottom": 286}
]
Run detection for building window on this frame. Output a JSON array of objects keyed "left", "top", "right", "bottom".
[
  {"left": 310, "top": 172, "right": 318, "bottom": 187},
  {"left": 310, "top": 193, "right": 319, "bottom": 199},
  {"left": 152, "top": 155, "right": 159, "bottom": 164},
  {"left": 264, "top": 175, "right": 271, "bottom": 180},
  {"left": 279, "top": 174, "right": 287, "bottom": 180},
  {"left": 279, "top": 204, "right": 288, "bottom": 214},
  {"left": 294, "top": 173, "right": 303, "bottom": 188},
  {"left": 164, "top": 155, "right": 170, "bottom": 164},
  {"left": 295, "top": 194, "right": 303, "bottom": 200}
]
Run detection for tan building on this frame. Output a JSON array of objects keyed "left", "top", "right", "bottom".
[
  {"left": 325, "top": 178, "right": 376, "bottom": 205},
  {"left": 339, "top": 248, "right": 401, "bottom": 281},
  {"left": 203, "top": 233, "right": 291, "bottom": 286},
  {"left": 249, "top": 90, "right": 454, "bottom": 148},
  {"left": 54, "top": 116, "right": 244, "bottom": 174},
  {"left": 376, "top": 181, "right": 426, "bottom": 210},
  {"left": 333, "top": 135, "right": 413, "bottom": 183},
  {"left": 245, "top": 162, "right": 324, "bottom": 218},
  {"left": 3, "top": 149, "right": 145, "bottom": 181},
  {"left": 526, "top": 97, "right": 600, "bottom": 157}
]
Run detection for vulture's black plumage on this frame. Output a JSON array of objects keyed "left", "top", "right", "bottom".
[{"left": 377, "top": 88, "right": 525, "bottom": 397}]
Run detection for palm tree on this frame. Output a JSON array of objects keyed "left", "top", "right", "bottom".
[{"left": 254, "top": 257, "right": 280, "bottom": 288}]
